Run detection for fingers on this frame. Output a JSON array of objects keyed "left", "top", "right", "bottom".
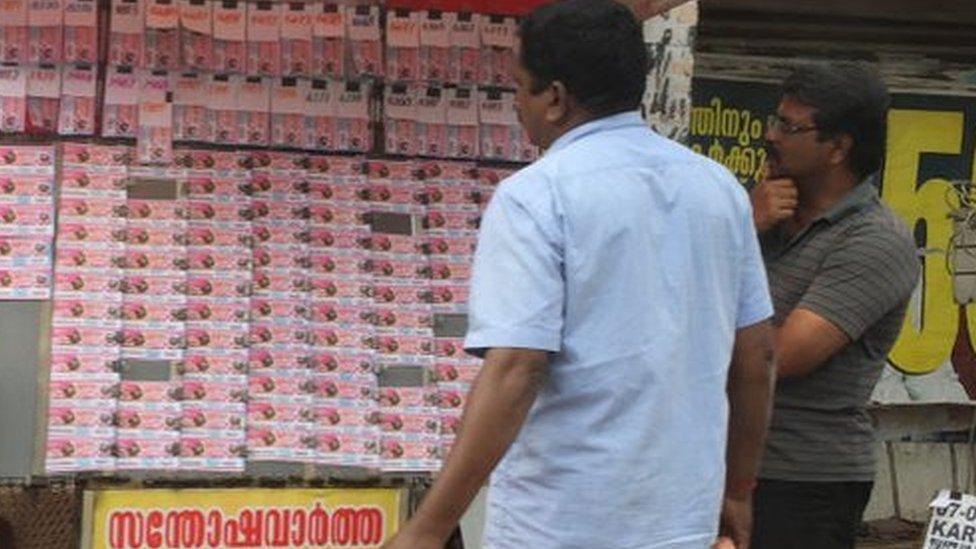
[
  {"left": 750, "top": 175, "right": 798, "bottom": 232},
  {"left": 776, "top": 199, "right": 798, "bottom": 213},
  {"left": 762, "top": 179, "right": 798, "bottom": 218},
  {"left": 763, "top": 178, "right": 798, "bottom": 198}
]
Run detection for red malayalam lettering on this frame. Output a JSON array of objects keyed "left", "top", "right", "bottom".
[
  {"left": 284, "top": 14, "right": 310, "bottom": 25},
  {"left": 147, "top": 5, "right": 177, "bottom": 17},
  {"left": 145, "top": 511, "right": 163, "bottom": 549},
  {"left": 250, "top": 13, "right": 279, "bottom": 25},
  {"left": 215, "top": 12, "right": 242, "bottom": 24},
  {"left": 388, "top": 20, "right": 417, "bottom": 33},
  {"left": 105, "top": 503, "right": 386, "bottom": 548},
  {"left": 316, "top": 13, "right": 342, "bottom": 25}
]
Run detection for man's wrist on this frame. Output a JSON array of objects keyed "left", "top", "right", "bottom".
[
  {"left": 753, "top": 219, "right": 766, "bottom": 233},
  {"left": 403, "top": 507, "right": 455, "bottom": 543},
  {"left": 725, "top": 476, "right": 757, "bottom": 500},
  {"left": 751, "top": 207, "right": 772, "bottom": 234}
]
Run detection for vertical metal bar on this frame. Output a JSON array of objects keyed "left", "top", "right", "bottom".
[
  {"left": 951, "top": 443, "right": 960, "bottom": 492},
  {"left": 887, "top": 441, "right": 902, "bottom": 518}
]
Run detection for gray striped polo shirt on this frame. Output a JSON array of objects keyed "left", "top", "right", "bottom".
[{"left": 759, "top": 180, "right": 919, "bottom": 482}]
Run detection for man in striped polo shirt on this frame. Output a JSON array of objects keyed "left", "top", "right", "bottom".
[{"left": 749, "top": 63, "right": 920, "bottom": 548}]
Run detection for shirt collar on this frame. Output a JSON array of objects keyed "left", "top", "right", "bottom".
[
  {"left": 545, "top": 111, "right": 645, "bottom": 156},
  {"left": 816, "top": 174, "right": 880, "bottom": 224},
  {"left": 762, "top": 174, "right": 880, "bottom": 259}
]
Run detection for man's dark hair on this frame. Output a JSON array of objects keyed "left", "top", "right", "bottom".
[
  {"left": 518, "top": 0, "right": 648, "bottom": 117},
  {"left": 782, "top": 63, "right": 891, "bottom": 180}
]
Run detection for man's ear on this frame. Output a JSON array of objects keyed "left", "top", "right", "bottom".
[
  {"left": 545, "top": 80, "right": 570, "bottom": 124},
  {"left": 829, "top": 134, "right": 853, "bottom": 167}
]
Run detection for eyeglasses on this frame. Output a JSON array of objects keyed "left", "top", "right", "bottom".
[{"left": 766, "top": 114, "right": 818, "bottom": 135}]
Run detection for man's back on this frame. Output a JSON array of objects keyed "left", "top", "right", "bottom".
[{"left": 466, "top": 112, "right": 771, "bottom": 548}]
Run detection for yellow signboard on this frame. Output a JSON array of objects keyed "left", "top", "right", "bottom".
[{"left": 81, "top": 487, "right": 407, "bottom": 549}]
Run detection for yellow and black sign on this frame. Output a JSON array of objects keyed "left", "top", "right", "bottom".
[{"left": 81, "top": 487, "right": 407, "bottom": 549}]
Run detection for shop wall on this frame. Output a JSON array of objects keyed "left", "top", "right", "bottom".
[{"left": 0, "top": 303, "right": 47, "bottom": 478}]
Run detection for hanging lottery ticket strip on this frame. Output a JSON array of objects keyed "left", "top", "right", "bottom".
[
  {"left": 1, "top": 1, "right": 541, "bottom": 164},
  {"left": 0, "top": 145, "right": 56, "bottom": 299}
]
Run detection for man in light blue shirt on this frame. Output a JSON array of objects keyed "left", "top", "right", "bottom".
[{"left": 384, "top": 1, "right": 775, "bottom": 548}]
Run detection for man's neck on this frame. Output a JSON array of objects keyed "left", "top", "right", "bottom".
[
  {"left": 540, "top": 110, "right": 616, "bottom": 150},
  {"left": 786, "top": 169, "right": 860, "bottom": 235}
]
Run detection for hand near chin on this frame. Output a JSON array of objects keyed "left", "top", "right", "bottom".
[{"left": 750, "top": 165, "right": 797, "bottom": 233}]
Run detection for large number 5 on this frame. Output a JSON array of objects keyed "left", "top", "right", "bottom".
[{"left": 882, "top": 109, "right": 965, "bottom": 375}]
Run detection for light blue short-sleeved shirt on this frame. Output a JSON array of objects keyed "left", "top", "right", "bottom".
[{"left": 464, "top": 112, "right": 772, "bottom": 549}]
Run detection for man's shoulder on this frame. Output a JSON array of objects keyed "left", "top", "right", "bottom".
[
  {"left": 482, "top": 163, "right": 566, "bottom": 232},
  {"left": 822, "top": 201, "right": 920, "bottom": 289},
  {"left": 842, "top": 200, "right": 916, "bottom": 254},
  {"left": 545, "top": 128, "right": 742, "bottom": 192},
  {"left": 492, "top": 161, "right": 554, "bottom": 204},
  {"left": 554, "top": 125, "right": 703, "bottom": 167}
]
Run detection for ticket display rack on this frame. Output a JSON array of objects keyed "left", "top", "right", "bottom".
[{"left": 0, "top": 0, "right": 697, "bottom": 546}]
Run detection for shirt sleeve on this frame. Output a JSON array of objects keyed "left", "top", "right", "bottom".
[
  {"left": 798, "top": 229, "right": 918, "bottom": 341},
  {"left": 463, "top": 181, "right": 564, "bottom": 358},
  {"left": 737, "top": 203, "right": 774, "bottom": 328}
]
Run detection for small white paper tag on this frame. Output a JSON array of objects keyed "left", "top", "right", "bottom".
[{"left": 923, "top": 489, "right": 976, "bottom": 549}]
